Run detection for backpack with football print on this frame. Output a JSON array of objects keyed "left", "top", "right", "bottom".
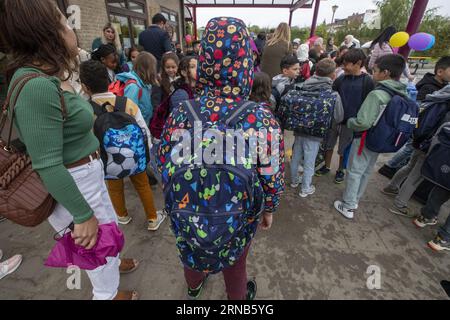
[
  {"left": 279, "top": 87, "right": 337, "bottom": 137},
  {"left": 91, "top": 96, "right": 149, "bottom": 180},
  {"left": 163, "top": 100, "right": 265, "bottom": 274}
]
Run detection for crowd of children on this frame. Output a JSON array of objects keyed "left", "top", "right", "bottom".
[{"left": 1, "top": 0, "right": 449, "bottom": 300}]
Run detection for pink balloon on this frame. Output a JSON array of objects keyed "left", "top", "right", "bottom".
[{"left": 408, "top": 33, "right": 433, "bottom": 51}]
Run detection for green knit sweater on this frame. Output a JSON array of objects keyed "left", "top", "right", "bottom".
[{"left": 9, "top": 67, "right": 99, "bottom": 224}]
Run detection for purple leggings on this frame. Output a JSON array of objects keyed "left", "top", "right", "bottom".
[{"left": 184, "top": 246, "right": 251, "bottom": 300}]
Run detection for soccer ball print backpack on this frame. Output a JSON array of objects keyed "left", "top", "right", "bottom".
[{"left": 91, "top": 96, "right": 149, "bottom": 180}]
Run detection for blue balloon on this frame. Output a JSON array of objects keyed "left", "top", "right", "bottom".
[{"left": 424, "top": 35, "right": 436, "bottom": 51}]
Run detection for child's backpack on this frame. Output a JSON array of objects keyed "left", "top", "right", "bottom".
[
  {"left": 163, "top": 100, "right": 265, "bottom": 274},
  {"left": 361, "top": 85, "right": 419, "bottom": 154},
  {"left": 413, "top": 100, "right": 450, "bottom": 152},
  {"left": 91, "top": 96, "right": 149, "bottom": 180},
  {"left": 279, "top": 88, "right": 337, "bottom": 138},
  {"left": 421, "top": 122, "right": 450, "bottom": 191},
  {"left": 271, "top": 83, "right": 296, "bottom": 116},
  {"left": 108, "top": 79, "right": 143, "bottom": 100},
  {"left": 150, "top": 86, "right": 193, "bottom": 140}
]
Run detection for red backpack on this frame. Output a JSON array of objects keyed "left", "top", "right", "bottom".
[
  {"left": 150, "top": 86, "right": 194, "bottom": 140},
  {"left": 108, "top": 79, "right": 143, "bottom": 100}
]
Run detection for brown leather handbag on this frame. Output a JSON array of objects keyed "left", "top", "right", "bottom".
[{"left": 0, "top": 73, "right": 66, "bottom": 227}]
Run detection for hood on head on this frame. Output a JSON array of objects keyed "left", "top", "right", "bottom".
[
  {"left": 196, "top": 17, "right": 254, "bottom": 102},
  {"left": 297, "top": 44, "right": 309, "bottom": 62},
  {"left": 424, "top": 83, "right": 450, "bottom": 102}
]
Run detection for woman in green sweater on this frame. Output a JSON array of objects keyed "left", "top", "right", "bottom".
[{"left": 0, "top": 0, "right": 138, "bottom": 300}]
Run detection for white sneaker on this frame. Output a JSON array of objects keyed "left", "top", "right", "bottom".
[
  {"left": 298, "top": 165, "right": 304, "bottom": 174},
  {"left": 148, "top": 210, "right": 167, "bottom": 231},
  {"left": 299, "top": 186, "right": 316, "bottom": 198},
  {"left": 118, "top": 215, "right": 133, "bottom": 225},
  {"left": 290, "top": 177, "right": 302, "bottom": 188},
  {"left": 334, "top": 200, "right": 355, "bottom": 219},
  {"left": 0, "top": 254, "right": 23, "bottom": 280}
]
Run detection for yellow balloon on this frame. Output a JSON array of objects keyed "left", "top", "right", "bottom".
[{"left": 389, "top": 32, "right": 410, "bottom": 48}]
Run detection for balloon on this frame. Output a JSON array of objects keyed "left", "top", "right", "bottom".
[
  {"left": 389, "top": 32, "right": 410, "bottom": 48},
  {"left": 424, "top": 34, "right": 436, "bottom": 50},
  {"left": 408, "top": 33, "right": 433, "bottom": 51}
]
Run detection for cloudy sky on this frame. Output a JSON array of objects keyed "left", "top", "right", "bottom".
[{"left": 195, "top": 0, "right": 450, "bottom": 29}]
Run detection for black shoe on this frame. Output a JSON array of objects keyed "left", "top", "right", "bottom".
[
  {"left": 246, "top": 279, "right": 257, "bottom": 301},
  {"left": 441, "top": 280, "right": 450, "bottom": 298},
  {"left": 0, "top": 216, "right": 6, "bottom": 223},
  {"left": 187, "top": 275, "right": 209, "bottom": 300},
  {"left": 315, "top": 165, "right": 330, "bottom": 177},
  {"left": 334, "top": 170, "right": 345, "bottom": 184},
  {"left": 378, "top": 165, "right": 397, "bottom": 179}
]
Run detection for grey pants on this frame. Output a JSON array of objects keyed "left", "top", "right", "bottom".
[
  {"left": 343, "top": 139, "right": 380, "bottom": 209},
  {"left": 393, "top": 150, "right": 426, "bottom": 208},
  {"left": 388, "top": 149, "right": 426, "bottom": 191}
]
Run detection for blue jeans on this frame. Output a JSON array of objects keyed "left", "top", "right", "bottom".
[
  {"left": 291, "top": 135, "right": 321, "bottom": 193},
  {"left": 421, "top": 186, "right": 450, "bottom": 241},
  {"left": 387, "top": 139, "right": 414, "bottom": 169},
  {"left": 343, "top": 139, "right": 380, "bottom": 209}
]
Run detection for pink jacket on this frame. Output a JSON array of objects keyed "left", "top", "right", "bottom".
[{"left": 369, "top": 43, "right": 394, "bottom": 70}]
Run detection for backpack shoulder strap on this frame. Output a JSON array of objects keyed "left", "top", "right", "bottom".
[
  {"left": 184, "top": 99, "right": 201, "bottom": 126},
  {"left": 114, "top": 96, "right": 128, "bottom": 113},
  {"left": 125, "top": 79, "right": 143, "bottom": 100},
  {"left": 225, "top": 101, "right": 257, "bottom": 127},
  {"left": 375, "top": 84, "right": 396, "bottom": 98}
]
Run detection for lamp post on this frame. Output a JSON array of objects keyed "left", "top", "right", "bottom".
[
  {"left": 330, "top": 5, "right": 338, "bottom": 34},
  {"left": 331, "top": 5, "right": 338, "bottom": 24}
]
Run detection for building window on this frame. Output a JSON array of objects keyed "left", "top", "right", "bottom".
[
  {"left": 106, "top": 0, "right": 148, "bottom": 49},
  {"left": 161, "top": 7, "right": 179, "bottom": 44}
]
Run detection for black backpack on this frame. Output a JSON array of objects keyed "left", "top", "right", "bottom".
[
  {"left": 413, "top": 100, "right": 450, "bottom": 152},
  {"left": 421, "top": 122, "right": 450, "bottom": 191}
]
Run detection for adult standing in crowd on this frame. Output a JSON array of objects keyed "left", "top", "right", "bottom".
[
  {"left": 139, "top": 13, "right": 173, "bottom": 70},
  {"left": 254, "top": 32, "right": 267, "bottom": 56},
  {"left": 341, "top": 35, "right": 360, "bottom": 49},
  {"left": 326, "top": 37, "right": 339, "bottom": 53},
  {"left": 368, "top": 26, "right": 415, "bottom": 81},
  {"left": 261, "top": 22, "right": 292, "bottom": 79},
  {"left": 0, "top": 0, "right": 138, "bottom": 300},
  {"left": 91, "top": 22, "right": 126, "bottom": 66}
]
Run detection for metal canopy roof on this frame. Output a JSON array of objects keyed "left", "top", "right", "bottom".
[{"left": 184, "top": 0, "right": 314, "bottom": 9}]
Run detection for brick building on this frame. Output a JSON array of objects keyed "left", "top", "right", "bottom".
[{"left": 55, "top": 0, "right": 186, "bottom": 51}]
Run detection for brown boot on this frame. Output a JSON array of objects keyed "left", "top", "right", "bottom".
[{"left": 113, "top": 290, "right": 139, "bottom": 300}]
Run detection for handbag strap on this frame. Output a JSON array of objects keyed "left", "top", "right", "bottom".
[{"left": 1, "top": 73, "right": 67, "bottom": 151}]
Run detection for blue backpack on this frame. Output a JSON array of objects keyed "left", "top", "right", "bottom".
[
  {"left": 421, "top": 122, "right": 450, "bottom": 191},
  {"left": 91, "top": 97, "right": 149, "bottom": 180},
  {"left": 413, "top": 101, "right": 450, "bottom": 152},
  {"left": 364, "top": 85, "right": 419, "bottom": 153},
  {"left": 163, "top": 100, "right": 265, "bottom": 274},
  {"left": 279, "top": 88, "right": 337, "bottom": 138}
]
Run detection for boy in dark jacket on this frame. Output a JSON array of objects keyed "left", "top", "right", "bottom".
[
  {"left": 416, "top": 56, "right": 450, "bottom": 101},
  {"left": 316, "top": 49, "right": 374, "bottom": 183}
]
